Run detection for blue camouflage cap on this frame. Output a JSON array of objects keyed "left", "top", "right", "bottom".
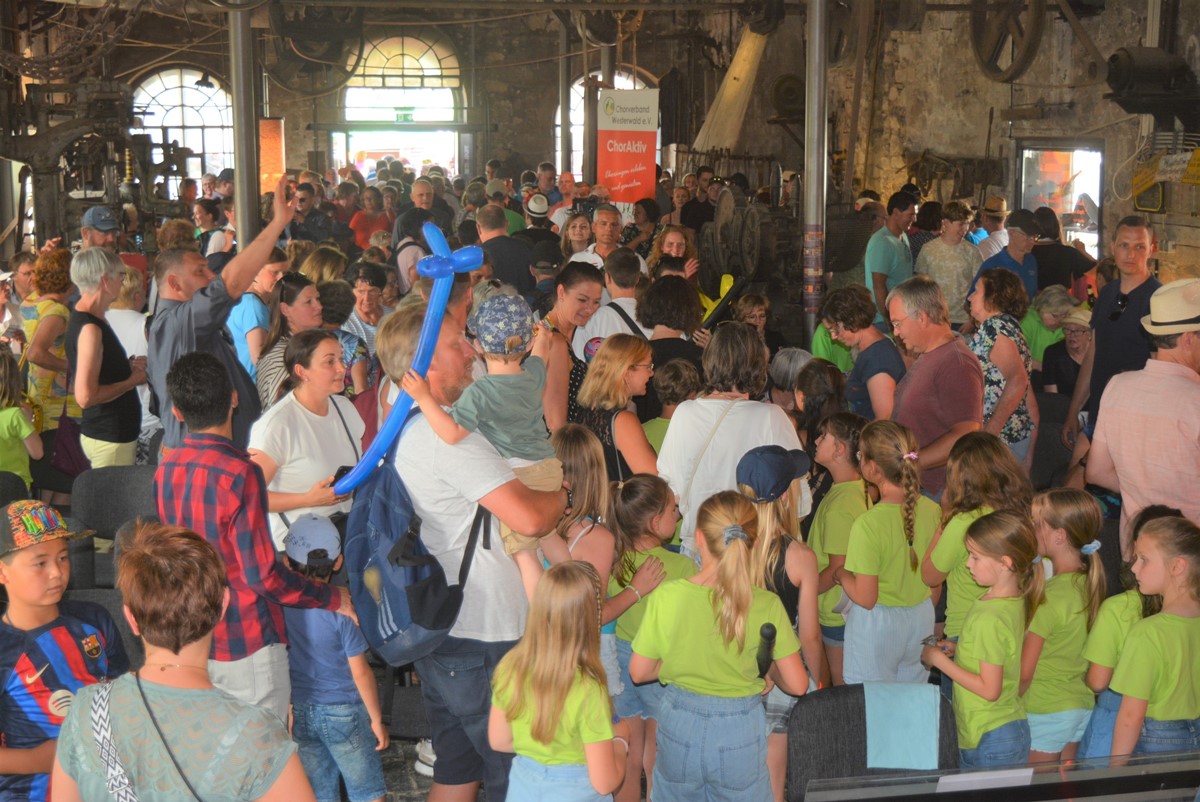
[{"left": 468, "top": 294, "right": 535, "bottom": 356}]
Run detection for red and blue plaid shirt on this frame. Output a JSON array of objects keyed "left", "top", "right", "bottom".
[{"left": 155, "top": 432, "right": 339, "bottom": 661}]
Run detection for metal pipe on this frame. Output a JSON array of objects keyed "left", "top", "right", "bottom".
[
  {"left": 559, "top": 17, "right": 572, "bottom": 173},
  {"left": 582, "top": 45, "right": 596, "bottom": 181},
  {"left": 229, "top": 1, "right": 260, "bottom": 241},
  {"left": 802, "top": 0, "right": 827, "bottom": 344},
  {"left": 0, "top": 0, "right": 15, "bottom": 261}
]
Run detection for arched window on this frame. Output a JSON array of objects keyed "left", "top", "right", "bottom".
[
  {"left": 344, "top": 32, "right": 461, "bottom": 122},
  {"left": 555, "top": 70, "right": 657, "bottom": 175},
  {"left": 132, "top": 67, "right": 233, "bottom": 178}
]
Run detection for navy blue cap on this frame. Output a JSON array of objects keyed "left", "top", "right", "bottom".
[{"left": 736, "top": 445, "right": 811, "bottom": 503}]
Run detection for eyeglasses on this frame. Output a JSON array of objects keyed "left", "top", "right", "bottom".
[
  {"left": 633, "top": 362, "right": 654, "bottom": 371},
  {"left": 891, "top": 316, "right": 910, "bottom": 330},
  {"left": 1108, "top": 293, "right": 1129, "bottom": 322}
]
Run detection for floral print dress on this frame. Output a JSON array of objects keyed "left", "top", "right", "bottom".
[{"left": 968, "top": 313, "right": 1033, "bottom": 444}]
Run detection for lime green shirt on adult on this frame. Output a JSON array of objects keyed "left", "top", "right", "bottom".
[
  {"left": 610, "top": 547, "right": 698, "bottom": 642},
  {"left": 952, "top": 596, "right": 1026, "bottom": 749},
  {"left": 1110, "top": 613, "right": 1200, "bottom": 721},
  {"left": 490, "top": 670, "right": 612, "bottom": 765},
  {"left": 1026, "top": 572, "right": 1094, "bottom": 714},
  {"left": 929, "top": 507, "right": 991, "bottom": 639},
  {"left": 844, "top": 498, "right": 941, "bottom": 608},
  {"left": 811, "top": 323, "right": 854, "bottom": 372},
  {"left": 808, "top": 479, "right": 869, "bottom": 627},
  {"left": 1019, "top": 308, "right": 1064, "bottom": 364},
  {"left": 1082, "top": 589, "right": 1143, "bottom": 670},
  {"left": 632, "top": 578, "right": 799, "bottom": 698}
]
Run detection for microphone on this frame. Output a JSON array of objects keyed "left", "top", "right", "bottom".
[{"left": 757, "top": 623, "right": 777, "bottom": 679}]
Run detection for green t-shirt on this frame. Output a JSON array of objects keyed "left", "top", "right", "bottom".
[
  {"left": 844, "top": 498, "right": 940, "bottom": 608},
  {"left": 1082, "top": 589, "right": 1143, "bottom": 669},
  {"left": 1019, "top": 308, "right": 1064, "bottom": 363},
  {"left": 0, "top": 407, "right": 34, "bottom": 489},
  {"left": 610, "top": 547, "right": 698, "bottom": 642},
  {"left": 810, "top": 323, "right": 854, "bottom": 372},
  {"left": 642, "top": 417, "right": 669, "bottom": 454},
  {"left": 952, "top": 596, "right": 1026, "bottom": 749},
  {"left": 1026, "top": 572, "right": 1094, "bottom": 713},
  {"left": 451, "top": 356, "right": 555, "bottom": 461},
  {"left": 929, "top": 507, "right": 991, "bottom": 638},
  {"left": 632, "top": 578, "right": 799, "bottom": 697},
  {"left": 491, "top": 669, "right": 613, "bottom": 765},
  {"left": 1110, "top": 613, "right": 1200, "bottom": 721},
  {"left": 808, "top": 479, "right": 869, "bottom": 627}
]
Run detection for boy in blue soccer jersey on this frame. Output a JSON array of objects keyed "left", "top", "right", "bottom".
[{"left": 0, "top": 501, "right": 129, "bottom": 801}]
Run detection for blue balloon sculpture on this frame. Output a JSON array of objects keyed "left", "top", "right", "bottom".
[{"left": 334, "top": 222, "right": 482, "bottom": 494}]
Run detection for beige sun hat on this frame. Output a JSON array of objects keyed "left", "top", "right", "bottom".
[{"left": 1141, "top": 278, "right": 1200, "bottom": 336}]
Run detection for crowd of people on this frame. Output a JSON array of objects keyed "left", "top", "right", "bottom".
[{"left": 0, "top": 162, "right": 1198, "bottom": 802}]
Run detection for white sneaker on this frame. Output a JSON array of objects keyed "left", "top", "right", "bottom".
[{"left": 414, "top": 738, "right": 435, "bottom": 777}]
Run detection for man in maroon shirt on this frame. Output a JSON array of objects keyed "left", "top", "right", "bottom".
[{"left": 888, "top": 275, "right": 984, "bottom": 498}]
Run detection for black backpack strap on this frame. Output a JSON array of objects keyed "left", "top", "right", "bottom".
[
  {"left": 607, "top": 301, "right": 647, "bottom": 340},
  {"left": 457, "top": 506, "right": 490, "bottom": 586}
]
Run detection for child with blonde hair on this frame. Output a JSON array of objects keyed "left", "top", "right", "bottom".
[
  {"left": 489, "top": 561, "right": 632, "bottom": 800},
  {"left": 551, "top": 425, "right": 664, "bottom": 698},
  {"left": 808, "top": 412, "right": 869, "bottom": 687},
  {"left": 737, "top": 445, "right": 826, "bottom": 802},
  {"left": 1109, "top": 516, "right": 1200, "bottom": 765},
  {"left": 607, "top": 474, "right": 697, "bottom": 802},
  {"left": 922, "top": 432, "right": 1031, "bottom": 696},
  {"left": 1077, "top": 505, "right": 1178, "bottom": 761},
  {"left": 631, "top": 491, "right": 809, "bottom": 802},
  {"left": 0, "top": 352, "right": 43, "bottom": 491},
  {"left": 834, "top": 420, "right": 940, "bottom": 683},
  {"left": 1021, "top": 488, "right": 1107, "bottom": 763},
  {"left": 922, "top": 511, "right": 1043, "bottom": 768}
]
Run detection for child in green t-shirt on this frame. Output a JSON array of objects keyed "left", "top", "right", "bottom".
[
  {"left": 606, "top": 474, "right": 697, "bottom": 802},
  {"left": 1077, "top": 504, "right": 1179, "bottom": 761},
  {"left": 1108, "top": 516, "right": 1200, "bottom": 765},
  {"left": 630, "top": 491, "right": 809, "bottom": 802},
  {"left": 489, "top": 561, "right": 631, "bottom": 800},
  {"left": 809, "top": 411, "right": 869, "bottom": 687},
  {"left": 0, "top": 353, "right": 43, "bottom": 491},
  {"left": 834, "top": 420, "right": 940, "bottom": 684},
  {"left": 641, "top": 359, "right": 700, "bottom": 456},
  {"left": 922, "top": 510, "right": 1043, "bottom": 769},
  {"left": 1021, "top": 489, "right": 1107, "bottom": 764},
  {"left": 402, "top": 293, "right": 563, "bottom": 602}
]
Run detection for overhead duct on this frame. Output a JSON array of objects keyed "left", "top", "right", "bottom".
[{"left": 691, "top": 29, "right": 772, "bottom": 153}]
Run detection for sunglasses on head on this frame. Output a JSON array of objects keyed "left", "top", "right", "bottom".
[{"left": 1108, "top": 293, "right": 1129, "bottom": 322}]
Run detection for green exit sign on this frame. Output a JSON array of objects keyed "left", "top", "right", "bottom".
[{"left": 395, "top": 108, "right": 415, "bottom": 123}]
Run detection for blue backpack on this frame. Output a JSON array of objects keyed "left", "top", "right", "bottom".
[{"left": 344, "top": 411, "right": 488, "bottom": 666}]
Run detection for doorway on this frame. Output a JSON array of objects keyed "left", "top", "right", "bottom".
[{"left": 1017, "top": 141, "right": 1104, "bottom": 258}]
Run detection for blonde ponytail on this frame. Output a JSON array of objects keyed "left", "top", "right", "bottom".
[
  {"left": 697, "top": 491, "right": 759, "bottom": 650},
  {"left": 1033, "top": 489, "right": 1107, "bottom": 630}
]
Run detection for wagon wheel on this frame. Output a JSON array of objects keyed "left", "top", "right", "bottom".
[
  {"left": 698, "top": 222, "right": 725, "bottom": 300},
  {"left": 969, "top": 0, "right": 1046, "bottom": 83}
]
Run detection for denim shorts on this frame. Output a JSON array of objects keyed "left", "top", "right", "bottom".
[
  {"left": 762, "top": 683, "right": 799, "bottom": 735},
  {"left": 958, "top": 718, "right": 1030, "bottom": 770},
  {"left": 415, "top": 636, "right": 517, "bottom": 797},
  {"left": 843, "top": 599, "right": 934, "bottom": 685},
  {"left": 653, "top": 685, "right": 771, "bottom": 802},
  {"left": 507, "top": 755, "right": 608, "bottom": 802},
  {"left": 820, "top": 623, "right": 845, "bottom": 648},
  {"left": 1077, "top": 689, "right": 1122, "bottom": 761},
  {"left": 1136, "top": 716, "right": 1200, "bottom": 755},
  {"left": 1029, "top": 708, "right": 1092, "bottom": 753},
  {"left": 292, "top": 701, "right": 386, "bottom": 802},
  {"left": 613, "top": 637, "right": 665, "bottom": 720}
]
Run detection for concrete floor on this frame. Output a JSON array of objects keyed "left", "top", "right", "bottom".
[{"left": 380, "top": 739, "right": 435, "bottom": 801}]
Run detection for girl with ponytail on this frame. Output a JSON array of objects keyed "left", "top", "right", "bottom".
[
  {"left": 630, "top": 491, "right": 808, "bottom": 802},
  {"left": 922, "top": 510, "right": 1039, "bottom": 769},
  {"left": 833, "top": 420, "right": 940, "bottom": 684},
  {"left": 1021, "top": 489, "right": 1107, "bottom": 763}
]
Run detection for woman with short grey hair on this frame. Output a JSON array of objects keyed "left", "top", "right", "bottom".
[
  {"left": 767, "top": 347, "right": 813, "bottom": 409},
  {"left": 66, "top": 248, "right": 146, "bottom": 467}
]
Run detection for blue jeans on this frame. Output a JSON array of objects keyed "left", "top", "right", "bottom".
[
  {"left": 1077, "top": 689, "right": 1122, "bottom": 761},
  {"left": 415, "top": 636, "right": 517, "bottom": 799},
  {"left": 614, "top": 637, "right": 665, "bottom": 720},
  {"left": 292, "top": 702, "right": 386, "bottom": 802},
  {"left": 507, "top": 756, "right": 607, "bottom": 802},
  {"left": 959, "top": 718, "right": 1030, "bottom": 770},
  {"left": 653, "top": 686, "right": 772, "bottom": 802},
  {"left": 1137, "top": 717, "right": 1200, "bottom": 755}
]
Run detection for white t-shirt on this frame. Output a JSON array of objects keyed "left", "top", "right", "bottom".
[
  {"left": 657, "top": 398, "right": 810, "bottom": 557},
  {"left": 571, "top": 297, "right": 653, "bottom": 360},
  {"left": 977, "top": 228, "right": 1009, "bottom": 261},
  {"left": 392, "top": 415, "right": 526, "bottom": 642},
  {"left": 105, "top": 307, "right": 159, "bottom": 434},
  {"left": 248, "top": 392, "right": 366, "bottom": 548},
  {"left": 568, "top": 245, "right": 649, "bottom": 275}
]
